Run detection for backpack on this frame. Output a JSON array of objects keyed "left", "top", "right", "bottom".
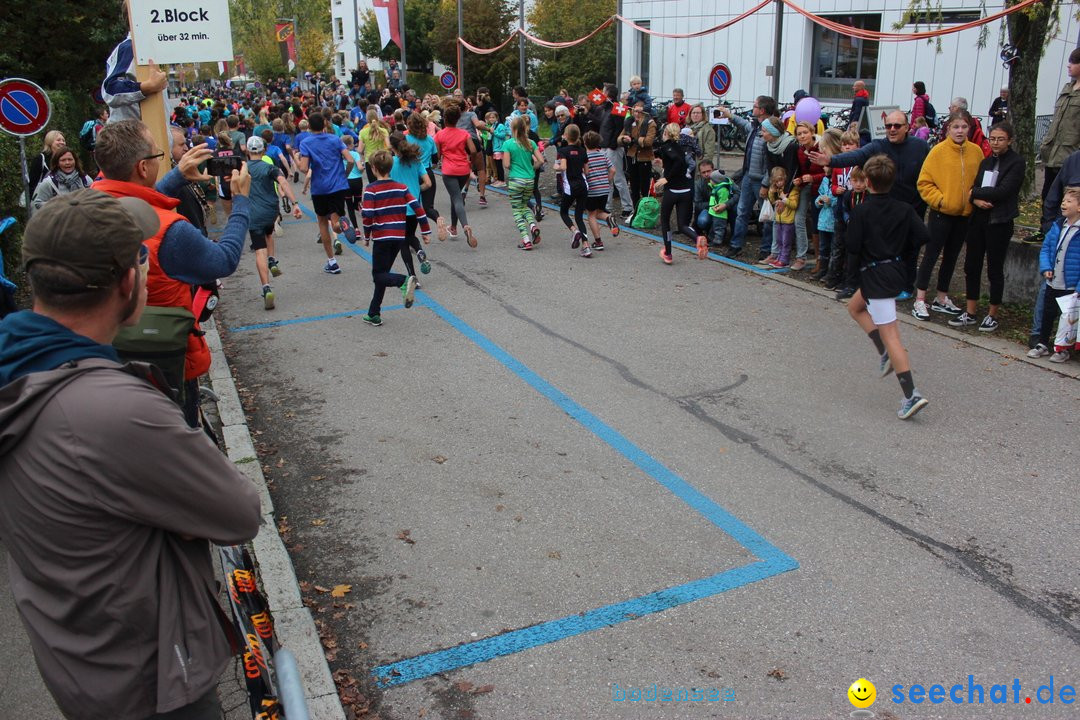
[
  {"left": 921, "top": 97, "right": 937, "bottom": 128},
  {"left": 631, "top": 196, "right": 660, "bottom": 230},
  {"left": 112, "top": 305, "right": 195, "bottom": 405},
  {"left": 79, "top": 120, "right": 97, "bottom": 151}
]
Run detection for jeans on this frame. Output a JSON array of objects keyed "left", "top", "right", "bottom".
[
  {"left": 603, "top": 147, "right": 632, "bottom": 212},
  {"left": 696, "top": 209, "right": 712, "bottom": 236},
  {"left": 710, "top": 216, "right": 728, "bottom": 246},
  {"left": 964, "top": 216, "right": 1012, "bottom": 306},
  {"left": 368, "top": 240, "right": 406, "bottom": 317},
  {"left": 731, "top": 173, "right": 762, "bottom": 250},
  {"left": 1031, "top": 280, "right": 1047, "bottom": 341},
  {"left": 917, "top": 210, "right": 969, "bottom": 293},
  {"left": 1038, "top": 286, "right": 1074, "bottom": 347},
  {"left": 794, "top": 184, "right": 813, "bottom": 259}
]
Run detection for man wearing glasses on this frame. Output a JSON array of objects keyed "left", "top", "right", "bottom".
[
  {"left": 92, "top": 119, "right": 251, "bottom": 427},
  {"left": 809, "top": 110, "right": 929, "bottom": 296},
  {"left": 0, "top": 190, "right": 262, "bottom": 720}
]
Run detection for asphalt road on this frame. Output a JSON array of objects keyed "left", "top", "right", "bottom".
[{"left": 217, "top": 176, "right": 1080, "bottom": 720}]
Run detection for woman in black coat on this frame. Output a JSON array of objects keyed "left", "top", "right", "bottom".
[{"left": 953, "top": 121, "right": 1025, "bottom": 332}]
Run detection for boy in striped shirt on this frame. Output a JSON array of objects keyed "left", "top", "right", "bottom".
[
  {"left": 583, "top": 131, "right": 620, "bottom": 250},
  {"left": 361, "top": 150, "right": 430, "bottom": 326}
]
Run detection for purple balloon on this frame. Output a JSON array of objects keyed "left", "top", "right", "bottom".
[
  {"left": 795, "top": 97, "right": 822, "bottom": 123},
  {"left": 781, "top": 109, "right": 794, "bottom": 124}
]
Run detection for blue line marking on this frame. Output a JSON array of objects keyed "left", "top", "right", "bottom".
[
  {"left": 229, "top": 305, "right": 405, "bottom": 332},
  {"left": 329, "top": 241, "right": 798, "bottom": 687}
]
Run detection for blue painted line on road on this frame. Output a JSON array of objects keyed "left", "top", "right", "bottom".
[
  {"left": 229, "top": 305, "right": 405, "bottom": 333},
  {"left": 333, "top": 241, "right": 798, "bottom": 687}
]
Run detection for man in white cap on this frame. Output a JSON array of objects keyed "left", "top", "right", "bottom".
[
  {"left": 245, "top": 134, "right": 302, "bottom": 309},
  {"left": 0, "top": 189, "right": 261, "bottom": 720}
]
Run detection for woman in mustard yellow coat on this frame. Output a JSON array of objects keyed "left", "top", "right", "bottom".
[{"left": 911, "top": 110, "right": 985, "bottom": 321}]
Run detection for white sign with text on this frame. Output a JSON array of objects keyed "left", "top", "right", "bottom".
[{"left": 130, "top": 0, "right": 233, "bottom": 65}]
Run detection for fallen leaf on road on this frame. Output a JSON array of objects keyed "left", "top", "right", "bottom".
[
  {"left": 474, "top": 685, "right": 495, "bottom": 695},
  {"left": 454, "top": 681, "right": 474, "bottom": 692},
  {"left": 397, "top": 530, "right": 416, "bottom": 545},
  {"left": 312, "top": 518, "right": 327, "bottom": 526},
  {"left": 495, "top": 504, "right": 505, "bottom": 512},
  {"left": 374, "top": 351, "right": 388, "bottom": 357},
  {"left": 432, "top": 455, "right": 448, "bottom": 464},
  {"left": 767, "top": 668, "right": 787, "bottom": 681},
  {"left": 331, "top": 584, "right": 352, "bottom": 598},
  {"left": 313, "top": 585, "right": 331, "bottom": 593}
]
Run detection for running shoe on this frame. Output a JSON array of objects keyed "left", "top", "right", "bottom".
[
  {"left": 448, "top": 226, "right": 459, "bottom": 240},
  {"left": 948, "top": 311, "right": 978, "bottom": 328},
  {"left": 659, "top": 249, "right": 673, "bottom": 265},
  {"left": 592, "top": 238, "right": 605, "bottom": 251},
  {"left": 978, "top": 315, "right": 999, "bottom": 332},
  {"left": 834, "top": 287, "right": 856, "bottom": 300},
  {"left": 571, "top": 231, "right": 583, "bottom": 249},
  {"left": 1027, "top": 343, "right": 1050, "bottom": 358},
  {"left": 930, "top": 296, "right": 962, "bottom": 315},
  {"left": 696, "top": 235, "right": 709, "bottom": 260},
  {"left": 897, "top": 392, "right": 929, "bottom": 420},
  {"left": 401, "top": 275, "right": 417, "bottom": 308},
  {"left": 464, "top": 226, "right": 478, "bottom": 248},
  {"left": 268, "top": 258, "right": 282, "bottom": 277},
  {"left": 530, "top": 223, "right": 541, "bottom": 244},
  {"left": 911, "top": 300, "right": 930, "bottom": 320},
  {"left": 262, "top": 285, "right": 275, "bottom": 310},
  {"left": 334, "top": 239, "right": 343, "bottom": 255},
  {"left": 879, "top": 353, "right": 893, "bottom": 378},
  {"left": 580, "top": 245, "right": 593, "bottom": 258},
  {"left": 293, "top": 171, "right": 300, "bottom": 183},
  {"left": 323, "top": 260, "right": 341, "bottom": 275},
  {"left": 767, "top": 259, "right": 788, "bottom": 269},
  {"left": 437, "top": 217, "right": 448, "bottom": 242},
  {"left": 757, "top": 255, "right": 777, "bottom": 267},
  {"left": 518, "top": 240, "right": 534, "bottom": 250},
  {"left": 478, "top": 195, "right": 488, "bottom": 208},
  {"left": 339, "top": 218, "right": 357, "bottom": 244},
  {"left": 417, "top": 249, "right": 431, "bottom": 274},
  {"left": 1050, "top": 350, "right": 1071, "bottom": 363},
  {"left": 362, "top": 314, "right": 382, "bottom": 326},
  {"left": 534, "top": 207, "right": 546, "bottom": 223},
  {"left": 896, "top": 290, "right": 913, "bottom": 301},
  {"left": 606, "top": 215, "right": 620, "bottom": 237}
]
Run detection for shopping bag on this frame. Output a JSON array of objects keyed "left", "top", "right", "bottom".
[
  {"left": 1054, "top": 292, "right": 1079, "bottom": 351},
  {"left": 758, "top": 198, "right": 775, "bottom": 223},
  {"left": 631, "top": 196, "right": 660, "bottom": 230}
]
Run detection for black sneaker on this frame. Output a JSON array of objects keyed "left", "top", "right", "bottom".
[
  {"left": 724, "top": 247, "right": 743, "bottom": 259},
  {"left": 978, "top": 315, "right": 999, "bottom": 332},
  {"left": 947, "top": 311, "right": 978, "bottom": 328},
  {"left": 834, "top": 287, "right": 855, "bottom": 300}
]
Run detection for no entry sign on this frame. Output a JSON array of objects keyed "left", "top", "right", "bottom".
[
  {"left": 0, "top": 78, "right": 52, "bottom": 137},
  {"left": 708, "top": 63, "right": 732, "bottom": 98},
  {"left": 439, "top": 71, "right": 457, "bottom": 91}
]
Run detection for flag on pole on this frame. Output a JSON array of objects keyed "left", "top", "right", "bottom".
[
  {"left": 275, "top": 22, "right": 297, "bottom": 70},
  {"left": 372, "top": 0, "right": 402, "bottom": 49},
  {"left": 234, "top": 54, "right": 246, "bottom": 76},
  {"left": 218, "top": 61, "right": 229, "bottom": 76}
]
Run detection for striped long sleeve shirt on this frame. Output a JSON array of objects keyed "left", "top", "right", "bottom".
[{"left": 361, "top": 180, "right": 430, "bottom": 242}]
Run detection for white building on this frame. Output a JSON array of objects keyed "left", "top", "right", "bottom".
[
  {"left": 616, "top": 0, "right": 1079, "bottom": 118},
  {"left": 330, "top": 0, "right": 369, "bottom": 80}
]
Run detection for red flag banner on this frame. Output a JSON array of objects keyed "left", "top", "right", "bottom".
[
  {"left": 275, "top": 22, "right": 297, "bottom": 70},
  {"left": 234, "top": 54, "right": 246, "bottom": 76}
]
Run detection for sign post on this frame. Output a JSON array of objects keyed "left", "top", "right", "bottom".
[
  {"left": 439, "top": 71, "right": 457, "bottom": 92},
  {"left": 708, "top": 63, "right": 733, "bottom": 98},
  {"left": 0, "top": 77, "right": 53, "bottom": 213},
  {"left": 128, "top": 0, "right": 234, "bottom": 179}
]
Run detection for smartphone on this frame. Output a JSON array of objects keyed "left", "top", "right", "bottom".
[{"left": 207, "top": 155, "right": 244, "bottom": 177}]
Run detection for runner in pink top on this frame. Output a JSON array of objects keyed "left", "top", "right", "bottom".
[{"left": 434, "top": 103, "right": 478, "bottom": 247}]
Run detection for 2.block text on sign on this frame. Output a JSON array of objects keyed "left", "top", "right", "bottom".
[{"left": 150, "top": 8, "right": 210, "bottom": 23}]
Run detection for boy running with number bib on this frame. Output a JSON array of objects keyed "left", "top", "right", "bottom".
[{"left": 583, "top": 131, "right": 620, "bottom": 251}]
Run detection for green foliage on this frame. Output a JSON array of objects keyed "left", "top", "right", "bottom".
[
  {"left": 357, "top": 0, "right": 438, "bottom": 70},
  {"left": 429, "top": 0, "right": 518, "bottom": 107},
  {"left": 0, "top": 0, "right": 126, "bottom": 92},
  {"left": 526, "top": 0, "right": 616, "bottom": 101},
  {"left": 229, "top": 0, "right": 333, "bottom": 78},
  {"left": 0, "top": 90, "right": 96, "bottom": 294}
]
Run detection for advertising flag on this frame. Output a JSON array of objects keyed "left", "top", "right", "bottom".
[
  {"left": 372, "top": 0, "right": 402, "bottom": 49},
  {"left": 275, "top": 22, "right": 297, "bottom": 70}
]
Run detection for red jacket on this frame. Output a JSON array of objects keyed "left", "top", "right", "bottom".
[
  {"left": 795, "top": 144, "right": 825, "bottom": 188},
  {"left": 667, "top": 101, "right": 691, "bottom": 127}
]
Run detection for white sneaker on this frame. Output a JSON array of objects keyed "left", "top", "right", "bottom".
[
  {"left": 911, "top": 300, "right": 930, "bottom": 320},
  {"left": 930, "top": 296, "right": 962, "bottom": 315},
  {"left": 1049, "top": 350, "right": 1071, "bottom": 363},
  {"left": 1027, "top": 343, "right": 1050, "bottom": 358}
]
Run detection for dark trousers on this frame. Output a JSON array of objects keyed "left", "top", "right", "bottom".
[
  {"left": 628, "top": 161, "right": 652, "bottom": 211},
  {"left": 964, "top": 216, "right": 1013, "bottom": 306},
  {"left": 560, "top": 192, "right": 588, "bottom": 234},
  {"left": 422, "top": 169, "right": 440, "bottom": 222},
  {"left": 1038, "top": 286, "right": 1073, "bottom": 347},
  {"left": 660, "top": 190, "right": 696, "bottom": 253},
  {"left": 1042, "top": 166, "right": 1060, "bottom": 201},
  {"left": 399, "top": 215, "right": 419, "bottom": 276},
  {"left": 368, "top": 240, "right": 406, "bottom": 317},
  {"left": 146, "top": 688, "right": 222, "bottom": 720},
  {"left": 345, "top": 177, "right": 364, "bottom": 229},
  {"left": 917, "top": 210, "right": 968, "bottom": 293}
]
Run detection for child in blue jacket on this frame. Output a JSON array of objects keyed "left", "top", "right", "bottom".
[{"left": 1029, "top": 186, "right": 1080, "bottom": 362}]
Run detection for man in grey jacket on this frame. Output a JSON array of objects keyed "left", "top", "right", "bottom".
[
  {"left": 721, "top": 95, "right": 776, "bottom": 260},
  {"left": 0, "top": 190, "right": 261, "bottom": 720}
]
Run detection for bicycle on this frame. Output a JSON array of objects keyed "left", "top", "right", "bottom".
[
  {"left": 829, "top": 108, "right": 852, "bottom": 130},
  {"left": 710, "top": 105, "right": 750, "bottom": 151}
]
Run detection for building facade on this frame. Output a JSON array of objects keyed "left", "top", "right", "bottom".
[{"left": 617, "top": 0, "right": 1078, "bottom": 118}]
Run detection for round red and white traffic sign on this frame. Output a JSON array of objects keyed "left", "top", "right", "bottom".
[{"left": 0, "top": 78, "right": 52, "bottom": 137}]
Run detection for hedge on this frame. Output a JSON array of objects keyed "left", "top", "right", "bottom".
[{"left": 0, "top": 89, "right": 95, "bottom": 298}]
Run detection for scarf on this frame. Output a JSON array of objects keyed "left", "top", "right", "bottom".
[
  {"left": 49, "top": 169, "right": 91, "bottom": 194},
  {"left": 766, "top": 132, "right": 795, "bottom": 156}
]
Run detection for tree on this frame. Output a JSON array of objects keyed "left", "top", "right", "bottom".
[
  {"left": 429, "top": 0, "right": 518, "bottom": 108},
  {"left": 526, "top": 0, "right": 616, "bottom": 101},
  {"left": 0, "top": 0, "right": 126, "bottom": 92},
  {"left": 229, "top": 0, "right": 332, "bottom": 78},
  {"left": 357, "top": 0, "right": 438, "bottom": 71}
]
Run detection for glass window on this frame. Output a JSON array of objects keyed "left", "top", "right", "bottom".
[
  {"left": 334, "top": 18, "right": 344, "bottom": 41},
  {"left": 809, "top": 14, "right": 880, "bottom": 102},
  {"left": 637, "top": 21, "right": 650, "bottom": 90}
]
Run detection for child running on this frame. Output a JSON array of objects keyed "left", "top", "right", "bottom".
[
  {"left": 583, "top": 130, "right": 620, "bottom": 251},
  {"left": 502, "top": 115, "right": 544, "bottom": 250},
  {"left": 488, "top": 111, "right": 508, "bottom": 187},
  {"left": 766, "top": 167, "right": 799, "bottom": 268},
  {"left": 554, "top": 124, "right": 593, "bottom": 257},
  {"left": 246, "top": 136, "right": 302, "bottom": 309},
  {"left": 389, "top": 137, "right": 433, "bottom": 276},
  {"left": 342, "top": 135, "right": 364, "bottom": 234},
  {"left": 435, "top": 103, "right": 478, "bottom": 247},
  {"left": 845, "top": 154, "right": 931, "bottom": 420},
  {"left": 404, "top": 112, "right": 447, "bottom": 242},
  {"left": 360, "top": 150, "right": 430, "bottom": 326},
  {"left": 297, "top": 113, "right": 360, "bottom": 274}
]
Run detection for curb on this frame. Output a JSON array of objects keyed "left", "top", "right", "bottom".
[{"left": 203, "top": 317, "right": 347, "bottom": 720}]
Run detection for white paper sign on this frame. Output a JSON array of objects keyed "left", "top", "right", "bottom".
[
  {"left": 862, "top": 105, "right": 901, "bottom": 140},
  {"left": 130, "top": 0, "right": 233, "bottom": 65},
  {"left": 982, "top": 170, "right": 999, "bottom": 188}
]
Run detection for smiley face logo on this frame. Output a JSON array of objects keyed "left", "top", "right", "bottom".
[{"left": 848, "top": 678, "right": 876, "bottom": 708}]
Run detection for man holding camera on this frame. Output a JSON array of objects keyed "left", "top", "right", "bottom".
[{"left": 93, "top": 119, "right": 250, "bottom": 426}]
